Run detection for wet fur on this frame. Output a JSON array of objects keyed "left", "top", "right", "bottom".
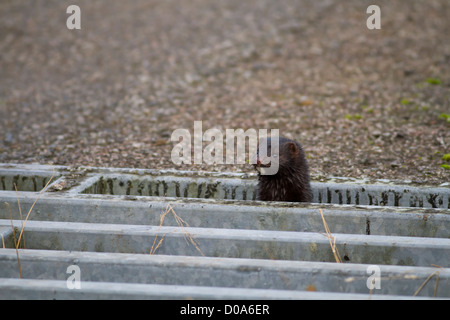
[{"left": 255, "top": 137, "right": 312, "bottom": 202}]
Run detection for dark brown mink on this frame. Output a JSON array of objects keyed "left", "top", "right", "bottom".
[{"left": 252, "top": 137, "right": 313, "bottom": 202}]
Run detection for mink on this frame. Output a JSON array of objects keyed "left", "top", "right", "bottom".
[{"left": 252, "top": 137, "right": 313, "bottom": 202}]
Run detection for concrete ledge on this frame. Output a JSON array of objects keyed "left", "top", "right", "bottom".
[
  {"left": 0, "top": 278, "right": 441, "bottom": 300},
  {"left": 0, "top": 249, "right": 448, "bottom": 297},
  {"left": 1, "top": 163, "right": 449, "bottom": 208},
  {"left": 2, "top": 220, "right": 449, "bottom": 266},
  {"left": 0, "top": 192, "right": 448, "bottom": 238}
]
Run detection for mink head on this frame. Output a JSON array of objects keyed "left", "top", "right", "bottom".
[{"left": 252, "top": 137, "right": 304, "bottom": 176}]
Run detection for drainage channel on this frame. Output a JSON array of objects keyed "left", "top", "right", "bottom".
[{"left": 0, "top": 163, "right": 449, "bottom": 299}]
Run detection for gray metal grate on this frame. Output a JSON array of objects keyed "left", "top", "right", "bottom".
[{"left": 0, "top": 164, "right": 449, "bottom": 299}]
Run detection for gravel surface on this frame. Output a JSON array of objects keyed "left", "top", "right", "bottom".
[{"left": 0, "top": 0, "right": 449, "bottom": 185}]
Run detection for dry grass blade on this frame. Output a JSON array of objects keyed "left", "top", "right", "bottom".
[
  {"left": 149, "top": 234, "right": 166, "bottom": 255},
  {"left": 6, "top": 202, "right": 22, "bottom": 278},
  {"left": 149, "top": 206, "right": 170, "bottom": 255},
  {"left": 434, "top": 271, "right": 440, "bottom": 297},
  {"left": 167, "top": 204, "right": 204, "bottom": 256},
  {"left": 149, "top": 204, "right": 204, "bottom": 256},
  {"left": 14, "top": 183, "right": 25, "bottom": 248},
  {"left": 413, "top": 269, "right": 441, "bottom": 297},
  {"left": 319, "top": 209, "right": 342, "bottom": 263},
  {"left": 15, "top": 170, "right": 55, "bottom": 250}
]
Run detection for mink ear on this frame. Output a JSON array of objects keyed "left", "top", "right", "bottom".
[{"left": 287, "top": 142, "right": 298, "bottom": 155}]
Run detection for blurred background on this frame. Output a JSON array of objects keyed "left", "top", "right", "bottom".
[{"left": 0, "top": 0, "right": 448, "bottom": 184}]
